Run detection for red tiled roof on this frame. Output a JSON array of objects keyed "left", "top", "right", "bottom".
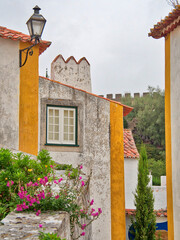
[
  {"left": 0, "top": 26, "right": 51, "bottom": 55},
  {"left": 149, "top": 5, "right": 180, "bottom": 39},
  {"left": 124, "top": 129, "right": 139, "bottom": 159},
  {"left": 39, "top": 76, "right": 133, "bottom": 117},
  {"left": 126, "top": 209, "right": 167, "bottom": 217},
  {"left": 52, "top": 54, "right": 90, "bottom": 65}
]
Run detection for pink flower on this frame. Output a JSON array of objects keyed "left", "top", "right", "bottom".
[
  {"left": 44, "top": 176, "right": 48, "bottom": 183},
  {"left": 81, "top": 181, "right": 85, "bottom": 187},
  {"left": 50, "top": 165, "right": 53, "bottom": 168},
  {"left": 81, "top": 232, "right": 85, "bottom": 236},
  {"left": 55, "top": 195, "right": 59, "bottom": 199},
  {"left": 90, "top": 199, "right": 94, "bottom": 206},
  {"left": 34, "top": 182, "right": 39, "bottom": 186},
  {"left": 92, "top": 212, "right": 99, "bottom": 217},
  {"left": 98, "top": 208, "right": 102, "bottom": 214},
  {"left": 68, "top": 172, "right": 71, "bottom": 177},
  {"left": 27, "top": 181, "right": 32, "bottom": 187},
  {"left": 58, "top": 178, "right": 63, "bottom": 183},
  {"left": 79, "top": 176, "right": 82, "bottom": 180},
  {"left": 16, "top": 204, "right": 23, "bottom": 211},
  {"left": 36, "top": 210, "right": 41, "bottom": 216},
  {"left": 91, "top": 208, "right": 95, "bottom": 213},
  {"left": 79, "top": 165, "right": 83, "bottom": 169},
  {"left": 80, "top": 209, "right": 84, "bottom": 213},
  {"left": 39, "top": 224, "right": 43, "bottom": 228},
  {"left": 11, "top": 180, "right": 14, "bottom": 186},
  {"left": 81, "top": 224, "right": 86, "bottom": 230},
  {"left": 6, "top": 181, "right": 10, "bottom": 187},
  {"left": 54, "top": 180, "right": 58, "bottom": 184}
]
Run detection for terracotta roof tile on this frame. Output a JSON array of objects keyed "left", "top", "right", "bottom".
[
  {"left": 123, "top": 129, "right": 139, "bottom": 159},
  {"left": 126, "top": 209, "right": 167, "bottom": 217},
  {"left": 0, "top": 26, "right": 51, "bottom": 55},
  {"left": 39, "top": 76, "right": 133, "bottom": 117},
  {"left": 149, "top": 5, "right": 180, "bottom": 39}
]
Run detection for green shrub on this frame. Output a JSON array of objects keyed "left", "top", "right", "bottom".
[
  {"left": 0, "top": 148, "right": 12, "bottom": 170},
  {"left": 39, "top": 232, "right": 66, "bottom": 240},
  {"left": 148, "top": 159, "right": 166, "bottom": 178},
  {"left": 152, "top": 176, "right": 161, "bottom": 186},
  {"left": 132, "top": 145, "right": 156, "bottom": 239},
  {"left": 55, "top": 164, "right": 73, "bottom": 171},
  {"left": 37, "top": 149, "right": 52, "bottom": 165},
  {"left": 0, "top": 148, "right": 54, "bottom": 220}
]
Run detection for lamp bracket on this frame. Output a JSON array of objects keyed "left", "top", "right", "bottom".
[{"left": 19, "top": 41, "right": 37, "bottom": 68}]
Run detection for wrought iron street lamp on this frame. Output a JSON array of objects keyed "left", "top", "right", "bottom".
[{"left": 19, "top": 5, "right": 46, "bottom": 67}]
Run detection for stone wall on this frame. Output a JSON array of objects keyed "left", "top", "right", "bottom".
[
  {"left": 39, "top": 77, "right": 111, "bottom": 240},
  {"left": 0, "top": 211, "right": 70, "bottom": 240}
]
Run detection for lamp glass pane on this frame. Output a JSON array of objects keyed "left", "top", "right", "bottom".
[
  {"left": 27, "top": 20, "right": 33, "bottom": 36},
  {"left": 32, "top": 19, "right": 44, "bottom": 36}
]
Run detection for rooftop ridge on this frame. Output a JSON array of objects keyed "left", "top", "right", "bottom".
[
  {"left": 39, "top": 76, "right": 133, "bottom": 117},
  {"left": 0, "top": 26, "right": 51, "bottom": 55},
  {"left": 149, "top": 5, "right": 180, "bottom": 38}
]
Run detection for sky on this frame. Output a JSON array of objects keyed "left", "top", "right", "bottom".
[{"left": 0, "top": 0, "right": 173, "bottom": 95}]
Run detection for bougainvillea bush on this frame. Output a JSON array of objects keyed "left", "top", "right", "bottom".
[
  {"left": 0, "top": 148, "right": 54, "bottom": 220},
  {"left": 8, "top": 164, "right": 102, "bottom": 239}
]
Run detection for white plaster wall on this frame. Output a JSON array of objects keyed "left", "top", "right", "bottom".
[
  {"left": 0, "top": 38, "right": 19, "bottom": 150},
  {"left": 39, "top": 78, "right": 111, "bottom": 240},
  {"left": 124, "top": 158, "right": 138, "bottom": 209},
  {"left": 152, "top": 186, "right": 167, "bottom": 210},
  {"left": 51, "top": 56, "right": 92, "bottom": 92},
  {"left": 124, "top": 158, "right": 166, "bottom": 211},
  {"left": 170, "top": 25, "right": 180, "bottom": 240}
]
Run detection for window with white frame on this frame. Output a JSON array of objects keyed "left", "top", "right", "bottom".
[{"left": 47, "top": 106, "right": 77, "bottom": 145}]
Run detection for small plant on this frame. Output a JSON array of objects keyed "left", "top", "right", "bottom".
[
  {"left": 37, "top": 149, "right": 53, "bottom": 165},
  {"left": 152, "top": 176, "right": 161, "bottom": 186},
  {"left": 0, "top": 148, "right": 12, "bottom": 170},
  {"left": 39, "top": 231, "right": 66, "bottom": 240},
  {"left": 55, "top": 164, "right": 73, "bottom": 171},
  {"left": 156, "top": 231, "right": 162, "bottom": 240}
]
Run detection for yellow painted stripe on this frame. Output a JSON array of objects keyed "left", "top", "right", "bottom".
[
  {"left": 110, "top": 102, "right": 126, "bottom": 240},
  {"left": 165, "top": 34, "right": 174, "bottom": 240},
  {"left": 19, "top": 42, "right": 39, "bottom": 156}
]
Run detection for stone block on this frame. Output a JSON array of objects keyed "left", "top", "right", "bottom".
[
  {"left": 125, "top": 93, "right": 131, "bottom": 98},
  {"left": 115, "top": 94, "right": 122, "bottom": 101},
  {"left": 0, "top": 211, "right": 70, "bottom": 240},
  {"left": 134, "top": 93, "right": 140, "bottom": 98},
  {"left": 106, "top": 94, "right": 113, "bottom": 100}
]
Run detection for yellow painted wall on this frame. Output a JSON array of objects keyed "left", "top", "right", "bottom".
[
  {"left": 19, "top": 42, "right": 39, "bottom": 155},
  {"left": 110, "top": 102, "right": 126, "bottom": 240},
  {"left": 165, "top": 34, "right": 174, "bottom": 240}
]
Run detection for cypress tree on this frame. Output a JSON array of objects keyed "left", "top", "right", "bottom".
[{"left": 132, "top": 145, "right": 156, "bottom": 240}]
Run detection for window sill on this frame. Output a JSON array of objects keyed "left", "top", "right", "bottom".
[{"left": 45, "top": 143, "right": 79, "bottom": 147}]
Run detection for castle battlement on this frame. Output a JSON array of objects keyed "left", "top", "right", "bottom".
[
  {"left": 99, "top": 92, "right": 150, "bottom": 102},
  {"left": 51, "top": 54, "right": 92, "bottom": 92}
]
